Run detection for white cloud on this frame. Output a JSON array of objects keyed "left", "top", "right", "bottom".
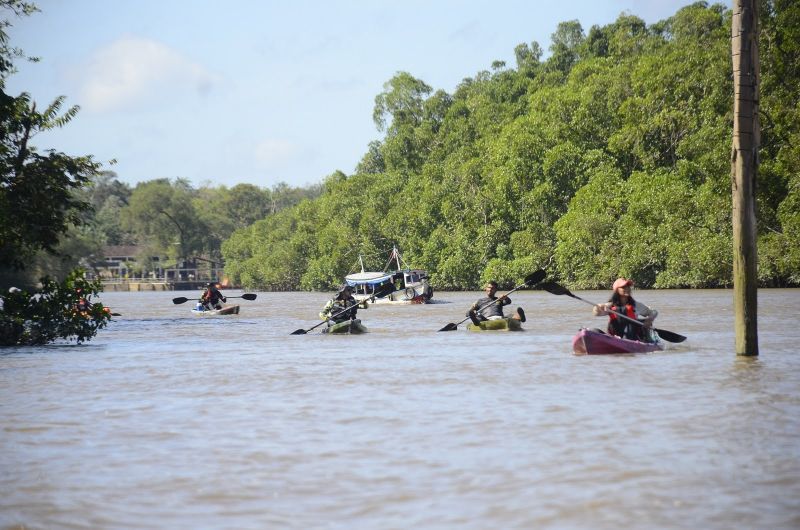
[
  {"left": 253, "top": 138, "right": 299, "bottom": 167},
  {"left": 79, "top": 36, "right": 218, "bottom": 112}
]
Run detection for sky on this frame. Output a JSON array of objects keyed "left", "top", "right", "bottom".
[{"left": 6, "top": 0, "right": 699, "bottom": 190}]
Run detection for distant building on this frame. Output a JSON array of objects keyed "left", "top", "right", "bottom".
[
  {"left": 92, "top": 246, "right": 228, "bottom": 287},
  {"left": 94, "top": 245, "right": 161, "bottom": 279}
]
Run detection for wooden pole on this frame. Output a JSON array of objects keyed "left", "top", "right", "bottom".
[{"left": 731, "top": 0, "right": 759, "bottom": 356}]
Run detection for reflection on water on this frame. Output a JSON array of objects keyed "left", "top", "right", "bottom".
[{"left": 1, "top": 289, "right": 799, "bottom": 529}]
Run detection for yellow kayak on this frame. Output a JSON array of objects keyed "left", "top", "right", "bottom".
[
  {"left": 323, "top": 319, "right": 368, "bottom": 334},
  {"left": 467, "top": 317, "right": 522, "bottom": 331}
]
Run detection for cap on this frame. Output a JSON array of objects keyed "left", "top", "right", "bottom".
[
  {"left": 612, "top": 278, "right": 634, "bottom": 290},
  {"left": 339, "top": 284, "right": 353, "bottom": 293}
]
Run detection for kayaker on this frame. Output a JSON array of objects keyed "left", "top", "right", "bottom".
[
  {"left": 593, "top": 278, "right": 658, "bottom": 341},
  {"left": 75, "top": 288, "right": 91, "bottom": 313},
  {"left": 200, "top": 282, "right": 226, "bottom": 311},
  {"left": 320, "top": 284, "right": 361, "bottom": 324},
  {"left": 467, "top": 280, "right": 526, "bottom": 325}
]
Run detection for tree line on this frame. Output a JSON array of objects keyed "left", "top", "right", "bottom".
[
  {"left": 2, "top": 1, "right": 798, "bottom": 301},
  {"left": 0, "top": 1, "right": 317, "bottom": 344},
  {"left": 1, "top": 0, "right": 111, "bottom": 344},
  {"left": 2, "top": 171, "right": 320, "bottom": 286},
  {"left": 222, "top": 1, "right": 800, "bottom": 290}
]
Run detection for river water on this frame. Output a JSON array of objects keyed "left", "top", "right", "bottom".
[{"left": 1, "top": 288, "right": 798, "bottom": 529}]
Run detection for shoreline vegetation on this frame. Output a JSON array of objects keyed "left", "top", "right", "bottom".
[
  {"left": 217, "top": 2, "right": 799, "bottom": 292},
  {"left": 2, "top": 3, "right": 799, "bottom": 314}
]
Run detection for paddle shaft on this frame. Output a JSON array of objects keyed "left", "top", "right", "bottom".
[
  {"left": 437, "top": 270, "right": 546, "bottom": 332},
  {"left": 172, "top": 294, "right": 256, "bottom": 304},
  {"left": 475, "top": 284, "right": 524, "bottom": 316},
  {"left": 449, "top": 282, "right": 529, "bottom": 328},
  {"left": 554, "top": 288, "right": 685, "bottom": 342},
  {"left": 564, "top": 292, "right": 648, "bottom": 325},
  {"left": 291, "top": 285, "right": 392, "bottom": 335},
  {"left": 316, "top": 302, "right": 359, "bottom": 332}
]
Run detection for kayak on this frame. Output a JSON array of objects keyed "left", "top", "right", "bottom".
[
  {"left": 323, "top": 319, "right": 368, "bottom": 334},
  {"left": 191, "top": 304, "right": 240, "bottom": 316},
  {"left": 467, "top": 317, "right": 523, "bottom": 332},
  {"left": 572, "top": 328, "right": 663, "bottom": 355}
]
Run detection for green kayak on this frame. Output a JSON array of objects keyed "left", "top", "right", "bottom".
[
  {"left": 323, "top": 319, "right": 368, "bottom": 334},
  {"left": 467, "top": 317, "right": 523, "bottom": 332}
]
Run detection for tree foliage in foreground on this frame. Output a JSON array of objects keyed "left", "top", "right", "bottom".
[
  {"left": 0, "top": 87, "right": 100, "bottom": 272},
  {"left": 0, "top": 1, "right": 111, "bottom": 345},
  {"left": 0, "top": 270, "right": 112, "bottom": 346},
  {"left": 223, "top": 1, "right": 800, "bottom": 290}
]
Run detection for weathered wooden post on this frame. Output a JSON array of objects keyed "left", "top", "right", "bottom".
[{"left": 731, "top": 0, "right": 759, "bottom": 356}]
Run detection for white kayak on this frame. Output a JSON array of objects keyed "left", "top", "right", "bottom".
[{"left": 191, "top": 304, "right": 240, "bottom": 316}]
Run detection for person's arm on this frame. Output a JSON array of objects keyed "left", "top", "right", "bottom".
[
  {"left": 467, "top": 299, "right": 480, "bottom": 316},
  {"left": 319, "top": 299, "right": 334, "bottom": 320},
  {"left": 635, "top": 301, "right": 658, "bottom": 324},
  {"left": 593, "top": 302, "right": 612, "bottom": 316},
  {"left": 347, "top": 297, "right": 358, "bottom": 318},
  {"left": 497, "top": 295, "right": 511, "bottom": 306}
]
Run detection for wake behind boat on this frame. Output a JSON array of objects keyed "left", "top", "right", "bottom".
[{"left": 346, "top": 246, "right": 433, "bottom": 305}]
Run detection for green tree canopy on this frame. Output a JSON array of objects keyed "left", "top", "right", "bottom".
[{"left": 222, "top": 2, "right": 799, "bottom": 290}]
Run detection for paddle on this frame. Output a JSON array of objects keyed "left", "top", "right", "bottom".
[
  {"left": 438, "top": 269, "right": 546, "bottom": 332},
  {"left": 539, "top": 282, "right": 686, "bottom": 343},
  {"left": 172, "top": 293, "right": 258, "bottom": 304},
  {"left": 290, "top": 285, "right": 392, "bottom": 335}
]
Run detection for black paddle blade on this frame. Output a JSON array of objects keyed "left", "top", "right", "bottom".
[
  {"left": 241, "top": 293, "right": 257, "bottom": 300},
  {"left": 524, "top": 269, "right": 547, "bottom": 286},
  {"left": 540, "top": 282, "right": 686, "bottom": 344},
  {"left": 539, "top": 282, "right": 573, "bottom": 297},
  {"left": 290, "top": 329, "right": 308, "bottom": 335},
  {"left": 172, "top": 297, "right": 189, "bottom": 304},
  {"left": 655, "top": 328, "right": 687, "bottom": 343},
  {"left": 438, "top": 323, "right": 458, "bottom": 332}
]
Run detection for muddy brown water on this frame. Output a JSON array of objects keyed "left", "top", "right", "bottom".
[{"left": 2, "top": 289, "right": 798, "bottom": 529}]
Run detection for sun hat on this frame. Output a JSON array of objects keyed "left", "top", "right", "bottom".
[{"left": 612, "top": 278, "right": 634, "bottom": 290}]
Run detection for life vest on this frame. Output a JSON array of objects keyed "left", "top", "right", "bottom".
[
  {"left": 328, "top": 297, "right": 358, "bottom": 322},
  {"left": 202, "top": 288, "right": 223, "bottom": 305},
  {"left": 607, "top": 303, "right": 642, "bottom": 340}
]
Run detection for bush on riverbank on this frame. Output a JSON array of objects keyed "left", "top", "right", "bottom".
[{"left": 0, "top": 270, "right": 112, "bottom": 346}]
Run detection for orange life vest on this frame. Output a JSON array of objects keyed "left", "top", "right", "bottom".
[{"left": 608, "top": 303, "right": 641, "bottom": 339}]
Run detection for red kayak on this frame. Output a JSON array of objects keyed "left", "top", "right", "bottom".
[{"left": 572, "top": 328, "right": 663, "bottom": 355}]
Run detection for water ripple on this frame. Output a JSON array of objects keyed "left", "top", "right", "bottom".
[{"left": 1, "top": 289, "right": 799, "bottom": 529}]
